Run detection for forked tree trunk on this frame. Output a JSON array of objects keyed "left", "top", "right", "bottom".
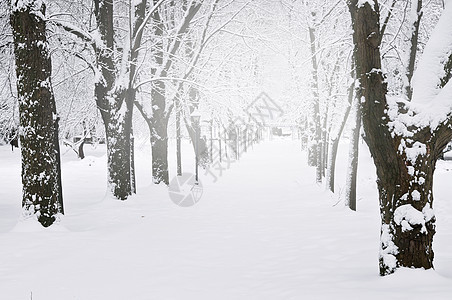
[
  {"left": 348, "top": 0, "right": 452, "bottom": 275},
  {"left": 92, "top": 0, "right": 139, "bottom": 199},
  {"left": 326, "top": 78, "right": 354, "bottom": 192},
  {"left": 11, "top": 1, "right": 64, "bottom": 226}
]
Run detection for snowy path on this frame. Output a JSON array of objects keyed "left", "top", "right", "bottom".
[{"left": 1, "top": 140, "right": 452, "bottom": 299}]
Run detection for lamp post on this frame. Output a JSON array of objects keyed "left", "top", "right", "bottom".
[{"left": 191, "top": 109, "right": 201, "bottom": 184}]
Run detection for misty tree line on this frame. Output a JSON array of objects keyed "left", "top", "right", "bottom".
[{"left": 2, "top": 0, "right": 452, "bottom": 276}]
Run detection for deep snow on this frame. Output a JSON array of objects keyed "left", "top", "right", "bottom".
[{"left": 1, "top": 137, "right": 452, "bottom": 299}]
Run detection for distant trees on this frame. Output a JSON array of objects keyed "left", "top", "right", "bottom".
[
  {"left": 0, "top": 2, "right": 17, "bottom": 145},
  {"left": 134, "top": 0, "right": 204, "bottom": 185},
  {"left": 10, "top": 0, "right": 64, "bottom": 226},
  {"left": 348, "top": 0, "right": 452, "bottom": 275},
  {"left": 284, "top": 0, "right": 357, "bottom": 196}
]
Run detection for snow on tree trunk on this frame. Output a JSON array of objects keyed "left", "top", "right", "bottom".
[
  {"left": 99, "top": 90, "right": 133, "bottom": 200},
  {"left": 348, "top": 0, "right": 452, "bottom": 275},
  {"left": 92, "top": 0, "right": 149, "bottom": 199},
  {"left": 10, "top": 0, "right": 64, "bottom": 227},
  {"left": 93, "top": 0, "right": 134, "bottom": 200}
]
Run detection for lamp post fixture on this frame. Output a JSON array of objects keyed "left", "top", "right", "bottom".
[{"left": 191, "top": 109, "right": 201, "bottom": 184}]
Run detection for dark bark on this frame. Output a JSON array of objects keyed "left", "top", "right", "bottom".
[
  {"left": 348, "top": 0, "right": 452, "bottom": 275},
  {"left": 92, "top": 0, "right": 147, "bottom": 199},
  {"left": 78, "top": 139, "right": 85, "bottom": 160},
  {"left": 11, "top": 1, "right": 63, "bottom": 226},
  {"left": 101, "top": 96, "right": 133, "bottom": 200},
  {"left": 93, "top": 0, "right": 133, "bottom": 200},
  {"left": 54, "top": 118, "right": 64, "bottom": 214}
]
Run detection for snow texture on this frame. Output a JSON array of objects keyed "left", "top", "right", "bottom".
[
  {"left": 394, "top": 204, "right": 434, "bottom": 233},
  {"left": 1, "top": 139, "right": 452, "bottom": 299},
  {"left": 380, "top": 223, "right": 398, "bottom": 270},
  {"left": 357, "top": 0, "right": 375, "bottom": 10},
  {"left": 409, "top": 3, "right": 452, "bottom": 130}
]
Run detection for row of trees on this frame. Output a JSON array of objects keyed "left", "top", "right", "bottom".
[
  {"left": 279, "top": 0, "right": 451, "bottom": 275},
  {"left": 6, "top": 0, "right": 264, "bottom": 225},
  {"left": 6, "top": 0, "right": 452, "bottom": 276}
]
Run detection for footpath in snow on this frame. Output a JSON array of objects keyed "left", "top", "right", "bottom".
[{"left": 1, "top": 139, "right": 452, "bottom": 299}]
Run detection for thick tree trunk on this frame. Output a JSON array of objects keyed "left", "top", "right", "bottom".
[
  {"left": 11, "top": 1, "right": 63, "bottom": 227},
  {"left": 100, "top": 93, "right": 133, "bottom": 200},
  {"left": 96, "top": 93, "right": 133, "bottom": 199},
  {"left": 348, "top": 0, "right": 451, "bottom": 275},
  {"left": 93, "top": 0, "right": 136, "bottom": 199},
  {"left": 376, "top": 139, "right": 437, "bottom": 274}
]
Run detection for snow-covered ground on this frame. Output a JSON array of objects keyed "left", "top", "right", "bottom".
[{"left": 1, "top": 137, "right": 452, "bottom": 299}]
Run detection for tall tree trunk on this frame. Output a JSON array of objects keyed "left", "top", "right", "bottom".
[
  {"left": 92, "top": 0, "right": 140, "bottom": 199},
  {"left": 348, "top": 0, "right": 452, "bottom": 275},
  {"left": 11, "top": 0, "right": 64, "bottom": 226},
  {"left": 345, "top": 98, "right": 361, "bottom": 211}
]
